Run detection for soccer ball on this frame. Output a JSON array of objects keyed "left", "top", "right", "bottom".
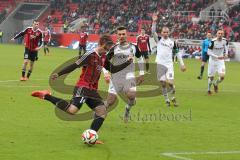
[{"left": 81, "top": 129, "right": 98, "bottom": 145}]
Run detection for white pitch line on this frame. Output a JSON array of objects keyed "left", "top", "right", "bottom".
[
  {"left": 0, "top": 85, "right": 48, "bottom": 88},
  {"left": 0, "top": 79, "right": 46, "bottom": 83},
  {"left": 161, "top": 151, "right": 240, "bottom": 160},
  {"left": 162, "top": 153, "right": 192, "bottom": 160}
]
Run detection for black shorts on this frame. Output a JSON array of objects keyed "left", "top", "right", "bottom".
[
  {"left": 71, "top": 87, "right": 104, "bottom": 109},
  {"left": 140, "top": 51, "right": 149, "bottom": 59},
  {"left": 24, "top": 48, "right": 38, "bottom": 62},
  {"left": 79, "top": 44, "right": 86, "bottom": 51},
  {"left": 202, "top": 52, "right": 209, "bottom": 62}
]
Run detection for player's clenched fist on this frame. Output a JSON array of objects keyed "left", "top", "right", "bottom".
[
  {"left": 127, "top": 55, "right": 134, "bottom": 61},
  {"left": 104, "top": 72, "right": 111, "bottom": 84}
]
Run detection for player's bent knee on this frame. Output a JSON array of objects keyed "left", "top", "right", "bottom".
[
  {"left": 160, "top": 81, "right": 167, "bottom": 87},
  {"left": 208, "top": 76, "right": 214, "bottom": 80},
  {"left": 67, "top": 104, "right": 79, "bottom": 114},
  {"left": 167, "top": 80, "right": 174, "bottom": 86},
  {"left": 106, "top": 94, "right": 117, "bottom": 106},
  {"left": 23, "top": 61, "right": 28, "bottom": 65},
  {"left": 126, "top": 91, "right": 136, "bottom": 100},
  {"left": 94, "top": 105, "right": 107, "bottom": 119}
]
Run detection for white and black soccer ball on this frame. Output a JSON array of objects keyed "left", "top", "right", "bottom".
[{"left": 81, "top": 129, "right": 98, "bottom": 145}]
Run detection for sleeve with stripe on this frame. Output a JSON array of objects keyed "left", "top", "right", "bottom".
[
  {"left": 207, "top": 41, "right": 218, "bottom": 58},
  {"left": 58, "top": 53, "right": 91, "bottom": 76},
  {"left": 13, "top": 28, "right": 28, "bottom": 39}
]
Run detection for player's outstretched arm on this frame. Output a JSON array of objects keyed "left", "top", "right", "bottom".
[
  {"left": 151, "top": 12, "right": 159, "bottom": 43},
  {"left": 224, "top": 40, "right": 229, "bottom": 58},
  {"left": 51, "top": 53, "right": 90, "bottom": 80},
  {"left": 35, "top": 33, "right": 44, "bottom": 51},
  {"left": 12, "top": 28, "right": 28, "bottom": 40},
  {"left": 176, "top": 52, "right": 186, "bottom": 72},
  {"left": 174, "top": 42, "right": 186, "bottom": 72},
  {"left": 104, "top": 56, "right": 133, "bottom": 74}
]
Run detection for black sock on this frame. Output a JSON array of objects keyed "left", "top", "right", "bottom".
[
  {"left": 44, "top": 94, "right": 70, "bottom": 111},
  {"left": 44, "top": 48, "right": 46, "bottom": 54},
  {"left": 27, "top": 70, "right": 32, "bottom": 78},
  {"left": 46, "top": 48, "right": 49, "bottom": 53},
  {"left": 90, "top": 117, "right": 105, "bottom": 132},
  {"left": 22, "top": 69, "right": 26, "bottom": 77},
  {"left": 146, "top": 62, "right": 149, "bottom": 72},
  {"left": 200, "top": 66, "right": 204, "bottom": 76}
]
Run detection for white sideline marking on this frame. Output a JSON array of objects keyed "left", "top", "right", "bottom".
[
  {"left": 0, "top": 79, "right": 46, "bottom": 83},
  {"left": 161, "top": 151, "right": 240, "bottom": 160}
]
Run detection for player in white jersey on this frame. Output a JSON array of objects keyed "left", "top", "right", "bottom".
[
  {"left": 207, "top": 29, "right": 228, "bottom": 95},
  {"left": 151, "top": 13, "right": 186, "bottom": 107},
  {"left": 104, "top": 26, "right": 144, "bottom": 123}
]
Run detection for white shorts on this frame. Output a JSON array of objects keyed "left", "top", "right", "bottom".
[
  {"left": 108, "top": 78, "right": 136, "bottom": 95},
  {"left": 208, "top": 60, "right": 226, "bottom": 77},
  {"left": 157, "top": 63, "right": 174, "bottom": 81}
]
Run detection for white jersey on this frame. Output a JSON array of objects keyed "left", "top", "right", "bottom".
[
  {"left": 155, "top": 37, "right": 177, "bottom": 65},
  {"left": 108, "top": 43, "right": 139, "bottom": 80},
  {"left": 208, "top": 37, "right": 228, "bottom": 62},
  {"left": 151, "top": 22, "right": 184, "bottom": 67}
]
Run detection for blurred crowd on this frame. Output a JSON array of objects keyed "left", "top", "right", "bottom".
[{"left": 42, "top": 0, "right": 240, "bottom": 41}]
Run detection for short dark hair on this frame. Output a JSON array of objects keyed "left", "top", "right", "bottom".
[
  {"left": 117, "top": 26, "right": 127, "bottom": 31},
  {"left": 33, "top": 19, "right": 38, "bottom": 23},
  {"left": 99, "top": 34, "right": 113, "bottom": 46}
]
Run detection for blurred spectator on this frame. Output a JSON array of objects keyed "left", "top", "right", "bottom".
[
  {"left": 42, "top": 0, "right": 240, "bottom": 42},
  {"left": 63, "top": 21, "right": 69, "bottom": 33}
]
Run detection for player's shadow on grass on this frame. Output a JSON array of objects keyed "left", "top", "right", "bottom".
[{"left": 49, "top": 56, "right": 170, "bottom": 121}]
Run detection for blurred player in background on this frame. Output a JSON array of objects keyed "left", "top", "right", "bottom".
[
  {"left": 43, "top": 27, "right": 51, "bottom": 55},
  {"left": 207, "top": 29, "right": 228, "bottom": 95},
  {"left": 152, "top": 13, "right": 186, "bottom": 107},
  {"left": 105, "top": 26, "right": 144, "bottom": 123},
  {"left": 137, "top": 27, "right": 151, "bottom": 73},
  {"left": 79, "top": 26, "right": 88, "bottom": 56},
  {"left": 197, "top": 32, "right": 212, "bottom": 80},
  {"left": 11, "top": 20, "right": 43, "bottom": 81}
]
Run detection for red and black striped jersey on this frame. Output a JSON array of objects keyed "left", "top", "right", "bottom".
[
  {"left": 57, "top": 50, "right": 132, "bottom": 90},
  {"left": 137, "top": 34, "right": 150, "bottom": 52},
  {"left": 43, "top": 29, "right": 51, "bottom": 42},
  {"left": 14, "top": 27, "right": 43, "bottom": 51},
  {"left": 79, "top": 32, "right": 88, "bottom": 45},
  {"left": 76, "top": 51, "right": 107, "bottom": 90}
]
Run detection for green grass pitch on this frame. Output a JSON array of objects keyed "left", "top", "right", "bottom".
[{"left": 0, "top": 44, "right": 240, "bottom": 160}]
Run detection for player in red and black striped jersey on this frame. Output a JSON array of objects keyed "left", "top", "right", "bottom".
[
  {"left": 31, "top": 34, "right": 133, "bottom": 144},
  {"left": 11, "top": 20, "right": 43, "bottom": 81},
  {"left": 43, "top": 27, "right": 51, "bottom": 55},
  {"left": 137, "top": 28, "right": 151, "bottom": 73}
]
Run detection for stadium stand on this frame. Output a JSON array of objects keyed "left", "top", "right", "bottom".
[
  {"left": 0, "top": 0, "right": 16, "bottom": 23},
  {"left": 41, "top": 0, "right": 218, "bottom": 37},
  {"left": 0, "top": 0, "right": 239, "bottom": 42}
]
